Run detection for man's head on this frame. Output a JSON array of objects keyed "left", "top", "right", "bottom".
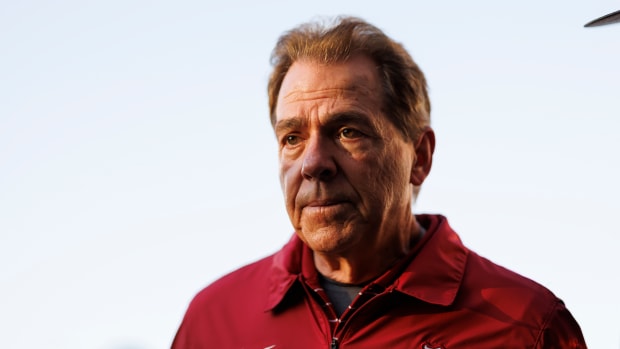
[
  {"left": 269, "top": 17, "right": 434, "bottom": 272},
  {"left": 268, "top": 16, "right": 431, "bottom": 142}
]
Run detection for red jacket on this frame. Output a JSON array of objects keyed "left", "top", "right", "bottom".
[{"left": 172, "top": 215, "right": 586, "bottom": 348}]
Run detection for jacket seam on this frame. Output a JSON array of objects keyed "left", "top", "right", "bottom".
[{"left": 533, "top": 298, "right": 561, "bottom": 348}]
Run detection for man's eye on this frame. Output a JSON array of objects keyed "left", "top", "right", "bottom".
[
  {"left": 285, "top": 135, "right": 301, "bottom": 146},
  {"left": 339, "top": 128, "right": 362, "bottom": 139}
]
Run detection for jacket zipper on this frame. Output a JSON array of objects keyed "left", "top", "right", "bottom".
[{"left": 329, "top": 290, "right": 392, "bottom": 349}]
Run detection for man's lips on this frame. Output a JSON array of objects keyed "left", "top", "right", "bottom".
[
  {"left": 305, "top": 199, "right": 346, "bottom": 207},
  {"left": 299, "top": 198, "right": 353, "bottom": 218},
  {"left": 295, "top": 191, "right": 355, "bottom": 212},
  {"left": 301, "top": 201, "right": 350, "bottom": 217}
]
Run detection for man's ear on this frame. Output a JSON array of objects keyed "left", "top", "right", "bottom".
[{"left": 410, "top": 127, "right": 435, "bottom": 186}]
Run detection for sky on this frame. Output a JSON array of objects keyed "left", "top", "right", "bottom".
[{"left": 1, "top": 1, "right": 619, "bottom": 348}]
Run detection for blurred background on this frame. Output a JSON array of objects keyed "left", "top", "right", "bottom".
[{"left": 1, "top": 0, "right": 618, "bottom": 348}]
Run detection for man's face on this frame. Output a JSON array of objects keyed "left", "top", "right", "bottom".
[{"left": 274, "top": 55, "right": 417, "bottom": 256}]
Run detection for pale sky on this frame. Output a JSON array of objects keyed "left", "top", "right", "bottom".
[{"left": 1, "top": 1, "right": 619, "bottom": 348}]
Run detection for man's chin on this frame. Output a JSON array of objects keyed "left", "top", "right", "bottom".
[{"left": 296, "top": 225, "right": 361, "bottom": 254}]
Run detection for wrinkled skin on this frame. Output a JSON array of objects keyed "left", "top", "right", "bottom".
[{"left": 274, "top": 55, "right": 434, "bottom": 283}]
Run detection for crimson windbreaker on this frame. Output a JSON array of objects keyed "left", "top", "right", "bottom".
[{"left": 172, "top": 214, "right": 587, "bottom": 348}]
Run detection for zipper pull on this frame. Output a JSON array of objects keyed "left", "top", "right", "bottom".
[{"left": 331, "top": 337, "right": 338, "bottom": 349}]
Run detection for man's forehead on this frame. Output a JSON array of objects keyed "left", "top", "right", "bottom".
[{"left": 280, "top": 57, "right": 380, "bottom": 97}]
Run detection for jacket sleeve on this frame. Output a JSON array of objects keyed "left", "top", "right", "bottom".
[
  {"left": 171, "top": 313, "right": 197, "bottom": 349},
  {"left": 535, "top": 300, "right": 587, "bottom": 348},
  {"left": 170, "top": 297, "right": 205, "bottom": 349},
  {"left": 170, "top": 320, "right": 187, "bottom": 349}
]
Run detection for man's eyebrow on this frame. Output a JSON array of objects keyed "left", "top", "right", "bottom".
[
  {"left": 324, "top": 112, "right": 375, "bottom": 129},
  {"left": 275, "top": 113, "right": 375, "bottom": 133},
  {"left": 275, "top": 117, "right": 303, "bottom": 134},
  {"left": 324, "top": 112, "right": 374, "bottom": 128}
]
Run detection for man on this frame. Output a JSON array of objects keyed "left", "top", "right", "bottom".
[{"left": 172, "top": 17, "right": 587, "bottom": 348}]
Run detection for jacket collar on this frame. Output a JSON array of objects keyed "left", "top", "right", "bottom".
[
  {"left": 265, "top": 234, "right": 302, "bottom": 311},
  {"left": 265, "top": 214, "right": 468, "bottom": 311},
  {"left": 391, "top": 214, "right": 468, "bottom": 306}
]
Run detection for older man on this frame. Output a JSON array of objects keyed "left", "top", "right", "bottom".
[{"left": 172, "top": 17, "right": 586, "bottom": 348}]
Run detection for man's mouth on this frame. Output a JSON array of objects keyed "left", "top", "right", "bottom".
[{"left": 306, "top": 199, "right": 344, "bottom": 207}]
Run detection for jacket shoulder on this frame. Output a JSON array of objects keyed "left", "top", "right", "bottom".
[
  {"left": 460, "top": 251, "right": 586, "bottom": 348},
  {"left": 171, "top": 254, "right": 278, "bottom": 348},
  {"left": 190, "top": 253, "right": 276, "bottom": 309},
  {"left": 465, "top": 251, "right": 556, "bottom": 297}
]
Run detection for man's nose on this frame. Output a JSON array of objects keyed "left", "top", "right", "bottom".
[{"left": 301, "top": 134, "right": 337, "bottom": 181}]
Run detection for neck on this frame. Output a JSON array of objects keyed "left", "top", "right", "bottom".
[{"left": 313, "top": 216, "right": 422, "bottom": 284}]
